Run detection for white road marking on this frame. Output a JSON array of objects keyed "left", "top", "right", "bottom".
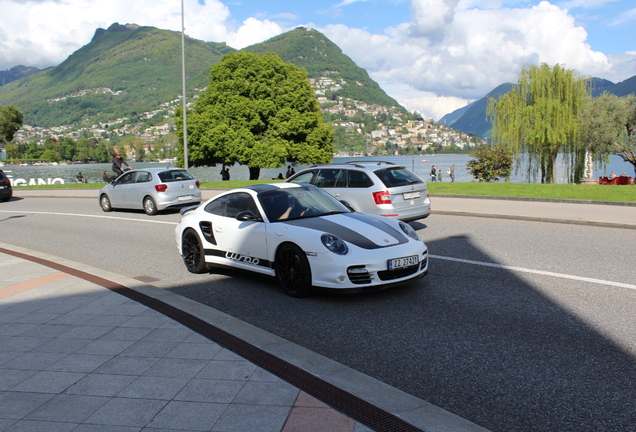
[
  {"left": 430, "top": 254, "right": 636, "bottom": 290},
  {"left": 0, "top": 210, "right": 178, "bottom": 225},
  {"left": 4, "top": 209, "right": 633, "bottom": 290}
]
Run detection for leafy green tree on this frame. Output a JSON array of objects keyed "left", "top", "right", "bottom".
[
  {"left": 467, "top": 145, "right": 513, "bottom": 182},
  {"left": 0, "top": 105, "right": 23, "bottom": 144},
  {"left": 579, "top": 93, "right": 636, "bottom": 178},
  {"left": 4, "top": 143, "right": 18, "bottom": 159},
  {"left": 488, "top": 64, "right": 589, "bottom": 183},
  {"left": 24, "top": 142, "right": 42, "bottom": 159},
  {"left": 60, "top": 137, "right": 76, "bottom": 161},
  {"left": 179, "top": 51, "right": 333, "bottom": 179},
  {"left": 41, "top": 149, "right": 60, "bottom": 162}
]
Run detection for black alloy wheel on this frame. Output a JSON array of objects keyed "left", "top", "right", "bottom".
[
  {"left": 182, "top": 229, "right": 207, "bottom": 274},
  {"left": 275, "top": 243, "right": 312, "bottom": 297}
]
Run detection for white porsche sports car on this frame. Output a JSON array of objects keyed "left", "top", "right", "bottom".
[{"left": 175, "top": 183, "right": 428, "bottom": 296}]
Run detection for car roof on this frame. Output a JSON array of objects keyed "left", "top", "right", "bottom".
[
  {"left": 300, "top": 161, "right": 403, "bottom": 170},
  {"left": 129, "top": 167, "right": 190, "bottom": 172}
]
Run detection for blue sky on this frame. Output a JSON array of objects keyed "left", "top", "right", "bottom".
[{"left": 1, "top": 0, "right": 635, "bottom": 119}]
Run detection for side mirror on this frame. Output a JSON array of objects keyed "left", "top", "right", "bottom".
[{"left": 236, "top": 211, "right": 263, "bottom": 222}]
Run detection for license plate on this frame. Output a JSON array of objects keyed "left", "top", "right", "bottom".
[
  {"left": 387, "top": 255, "right": 418, "bottom": 270},
  {"left": 178, "top": 195, "right": 193, "bottom": 202},
  {"left": 403, "top": 192, "right": 421, "bottom": 200}
]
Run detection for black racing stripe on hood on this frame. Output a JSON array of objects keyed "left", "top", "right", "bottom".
[
  {"left": 343, "top": 213, "right": 409, "bottom": 243},
  {"left": 282, "top": 215, "right": 408, "bottom": 249}
]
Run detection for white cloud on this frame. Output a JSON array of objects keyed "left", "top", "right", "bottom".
[
  {"left": 320, "top": 0, "right": 622, "bottom": 119},
  {"left": 0, "top": 0, "right": 280, "bottom": 70}
]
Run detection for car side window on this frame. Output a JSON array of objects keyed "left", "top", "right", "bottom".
[
  {"left": 315, "top": 169, "right": 341, "bottom": 188},
  {"left": 119, "top": 172, "right": 136, "bottom": 184},
  {"left": 204, "top": 195, "right": 227, "bottom": 216},
  {"left": 347, "top": 170, "right": 374, "bottom": 188},
  {"left": 289, "top": 171, "right": 315, "bottom": 184},
  {"left": 135, "top": 172, "right": 152, "bottom": 183},
  {"left": 334, "top": 170, "right": 346, "bottom": 187},
  {"left": 225, "top": 193, "right": 261, "bottom": 219}
]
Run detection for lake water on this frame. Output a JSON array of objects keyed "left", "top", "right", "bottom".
[{"left": 1, "top": 154, "right": 632, "bottom": 185}]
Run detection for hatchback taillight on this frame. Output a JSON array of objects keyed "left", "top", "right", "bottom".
[
  {"left": 155, "top": 184, "right": 168, "bottom": 192},
  {"left": 195, "top": 180, "right": 200, "bottom": 188},
  {"left": 372, "top": 190, "right": 392, "bottom": 205}
]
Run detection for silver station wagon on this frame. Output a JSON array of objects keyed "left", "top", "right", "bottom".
[
  {"left": 99, "top": 168, "right": 201, "bottom": 215},
  {"left": 286, "top": 161, "right": 431, "bottom": 222}
]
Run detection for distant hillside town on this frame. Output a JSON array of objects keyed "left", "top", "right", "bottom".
[{"left": 11, "top": 77, "right": 481, "bottom": 158}]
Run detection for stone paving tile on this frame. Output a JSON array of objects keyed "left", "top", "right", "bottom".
[
  {"left": 19, "top": 324, "right": 74, "bottom": 338},
  {"left": 142, "top": 357, "right": 209, "bottom": 378},
  {"left": 66, "top": 373, "right": 138, "bottom": 397},
  {"left": 11, "top": 370, "right": 86, "bottom": 393},
  {"left": 2, "top": 351, "right": 68, "bottom": 370},
  {"left": 233, "top": 380, "right": 300, "bottom": 406},
  {"left": 3, "top": 419, "right": 78, "bottom": 432},
  {"left": 196, "top": 359, "right": 257, "bottom": 381},
  {"left": 117, "top": 376, "right": 190, "bottom": 400},
  {"left": 74, "top": 425, "right": 141, "bottom": 432},
  {"left": 84, "top": 397, "right": 168, "bottom": 428},
  {"left": 119, "top": 341, "right": 180, "bottom": 358},
  {"left": 60, "top": 325, "right": 115, "bottom": 339},
  {"left": 146, "top": 400, "right": 228, "bottom": 431},
  {"left": 0, "top": 391, "right": 56, "bottom": 420},
  {"left": 0, "top": 368, "right": 37, "bottom": 391},
  {"left": 94, "top": 356, "right": 160, "bottom": 376},
  {"left": 174, "top": 378, "right": 246, "bottom": 403},
  {"left": 140, "top": 327, "right": 193, "bottom": 343},
  {"left": 30, "top": 336, "right": 92, "bottom": 354},
  {"left": 212, "top": 404, "right": 291, "bottom": 432},
  {"left": 0, "top": 336, "right": 51, "bottom": 352},
  {"left": 24, "top": 394, "right": 110, "bottom": 423},
  {"left": 76, "top": 338, "right": 137, "bottom": 356},
  {"left": 46, "top": 353, "right": 114, "bottom": 373},
  {"left": 165, "top": 341, "right": 223, "bottom": 360},
  {"left": 100, "top": 326, "right": 154, "bottom": 341}
]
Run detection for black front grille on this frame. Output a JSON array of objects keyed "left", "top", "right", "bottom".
[
  {"left": 347, "top": 267, "right": 372, "bottom": 284},
  {"left": 420, "top": 257, "right": 428, "bottom": 270},
  {"left": 377, "top": 264, "right": 419, "bottom": 281}
]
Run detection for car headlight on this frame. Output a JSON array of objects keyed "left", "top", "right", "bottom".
[
  {"left": 321, "top": 233, "right": 349, "bottom": 255},
  {"left": 399, "top": 221, "right": 420, "bottom": 241}
]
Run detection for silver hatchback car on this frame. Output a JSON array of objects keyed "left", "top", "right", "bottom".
[
  {"left": 99, "top": 168, "right": 201, "bottom": 215},
  {"left": 286, "top": 161, "right": 431, "bottom": 222}
]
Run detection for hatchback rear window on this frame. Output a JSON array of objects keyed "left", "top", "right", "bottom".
[
  {"left": 158, "top": 170, "right": 194, "bottom": 182},
  {"left": 375, "top": 168, "right": 423, "bottom": 188}
]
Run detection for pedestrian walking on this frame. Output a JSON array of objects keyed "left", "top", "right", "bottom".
[
  {"left": 429, "top": 165, "right": 437, "bottom": 182},
  {"left": 449, "top": 164, "right": 456, "bottom": 182}
]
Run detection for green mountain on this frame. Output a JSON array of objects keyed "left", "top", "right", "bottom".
[
  {"left": 0, "top": 23, "right": 233, "bottom": 127},
  {"left": 242, "top": 27, "right": 403, "bottom": 109},
  {"left": 0, "top": 65, "right": 40, "bottom": 86},
  {"left": 443, "top": 75, "right": 636, "bottom": 139}
]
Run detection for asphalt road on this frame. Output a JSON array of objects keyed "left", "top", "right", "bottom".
[{"left": 2, "top": 196, "right": 636, "bottom": 432}]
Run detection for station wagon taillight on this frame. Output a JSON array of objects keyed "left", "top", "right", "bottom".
[
  {"left": 372, "top": 190, "right": 392, "bottom": 205},
  {"left": 155, "top": 184, "right": 168, "bottom": 192}
]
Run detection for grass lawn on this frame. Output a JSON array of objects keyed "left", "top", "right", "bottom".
[
  {"left": 15, "top": 180, "right": 636, "bottom": 203},
  {"left": 428, "top": 182, "right": 636, "bottom": 202}
]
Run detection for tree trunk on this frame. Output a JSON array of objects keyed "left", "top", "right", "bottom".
[{"left": 248, "top": 167, "right": 261, "bottom": 180}]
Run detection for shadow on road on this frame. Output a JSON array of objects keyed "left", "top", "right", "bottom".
[{"left": 168, "top": 234, "right": 636, "bottom": 432}]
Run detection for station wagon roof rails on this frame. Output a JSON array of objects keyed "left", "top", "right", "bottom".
[{"left": 344, "top": 161, "right": 396, "bottom": 166}]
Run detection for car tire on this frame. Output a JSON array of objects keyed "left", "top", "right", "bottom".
[
  {"left": 100, "top": 194, "right": 112, "bottom": 212},
  {"left": 275, "top": 243, "right": 312, "bottom": 297},
  {"left": 182, "top": 229, "right": 207, "bottom": 274},
  {"left": 143, "top": 196, "right": 158, "bottom": 215}
]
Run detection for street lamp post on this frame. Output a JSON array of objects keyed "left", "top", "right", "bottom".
[{"left": 181, "top": 0, "right": 189, "bottom": 169}]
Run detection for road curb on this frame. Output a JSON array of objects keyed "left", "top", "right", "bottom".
[{"left": 431, "top": 209, "right": 636, "bottom": 230}]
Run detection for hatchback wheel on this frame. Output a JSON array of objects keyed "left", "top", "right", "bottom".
[
  {"left": 100, "top": 194, "right": 112, "bottom": 212},
  {"left": 182, "top": 229, "right": 207, "bottom": 273},
  {"left": 276, "top": 243, "right": 312, "bottom": 297},
  {"left": 143, "top": 196, "right": 158, "bottom": 215}
]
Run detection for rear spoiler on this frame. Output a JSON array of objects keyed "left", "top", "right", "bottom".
[{"left": 180, "top": 204, "right": 200, "bottom": 215}]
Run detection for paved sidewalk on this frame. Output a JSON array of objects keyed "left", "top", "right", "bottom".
[{"left": 0, "top": 244, "right": 487, "bottom": 432}]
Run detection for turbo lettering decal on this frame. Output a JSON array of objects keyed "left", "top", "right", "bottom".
[{"left": 205, "top": 249, "right": 273, "bottom": 269}]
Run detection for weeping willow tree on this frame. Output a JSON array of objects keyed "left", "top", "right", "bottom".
[{"left": 487, "top": 64, "right": 590, "bottom": 183}]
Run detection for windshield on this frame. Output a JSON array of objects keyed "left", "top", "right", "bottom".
[
  {"left": 158, "top": 170, "right": 194, "bottom": 182},
  {"left": 258, "top": 186, "right": 350, "bottom": 222}
]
